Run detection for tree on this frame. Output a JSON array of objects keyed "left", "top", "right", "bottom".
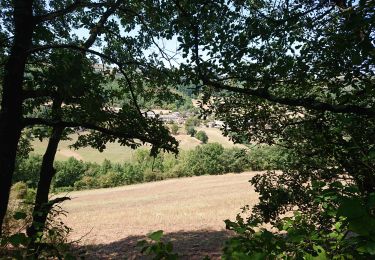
[
  {"left": 169, "top": 0, "right": 375, "bottom": 257},
  {"left": 195, "top": 130, "right": 208, "bottom": 144},
  {"left": 0, "top": 0, "right": 180, "bottom": 236}
]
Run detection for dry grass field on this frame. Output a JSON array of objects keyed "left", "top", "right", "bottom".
[
  {"left": 61, "top": 172, "right": 259, "bottom": 259},
  {"left": 31, "top": 127, "right": 245, "bottom": 163}
]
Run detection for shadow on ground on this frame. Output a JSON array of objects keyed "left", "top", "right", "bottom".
[{"left": 75, "top": 229, "right": 232, "bottom": 259}]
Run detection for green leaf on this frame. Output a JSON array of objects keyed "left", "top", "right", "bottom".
[
  {"left": 337, "top": 198, "right": 366, "bottom": 219},
  {"left": 137, "top": 240, "right": 147, "bottom": 248},
  {"left": 304, "top": 245, "right": 327, "bottom": 260},
  {"left": 249, "top": 252, "right": 267, "bottom": 260},
  {"left": 13, "top": 211, "right": 27, "bottom": 220},
  {"left": 367, "top": 193, "right": 375, "bottom": 208},
  {"left": 63, "top": 253, "right": 77, "bottom": 260},
  {"left": 148, "top": 230, "right": 163, "bottom": 242},
  {"left": 348, "top": 217, "right": 372, "bottom": 236},
  {"left": 362, "top": 241, "right": 375, "bottom": 255},
  {"left": 8, "top": 233, "right": 29, "bottom": 246},
  {"left": 166, "top": 241, "right": 173, "bottom": 252}
]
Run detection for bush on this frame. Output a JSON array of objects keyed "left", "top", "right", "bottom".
[
  {"left": 46, "top": 144, "right": 285, "bottom": 193},
  {"left": 220, "top": 148, "right": 249, "bottom": 173},
  {"left": 195, "top": 130, "right": 208, "bottom": 144},
  {"left": 184, "top": 116, "right": 201, "bottom": 127},
  {"left": 74, "top": 176, "right": 99, "bottom": 190},
  {"left": 247, "top": 145, "right": 288, "bottom": 171},
  {"left": 138, "top": 230, "right": 179, "bottom": 259},
  {"left": 170, "top": 123, "right": 179, "bottom": 135},
  {"left": 97, "top": 171, "right": 124, "bottom": 188},
  {"left": 13, "top": 155, "right": 42, "bottom": 188},
  {"left": 54, "top": 158, "right": 87, "bottom": 188},
  {"left": 223, "top": 186, "right": 375, "bottom": 259},
  {"left": 184, "top": 143, "right": 225, "bottom": 176},
  {"left": 186, "top": 126, "right": 196, "bottom": 137},
  {"left": 122, "top": 163, "right": 144, "bottom": 184},
  {"left": 143, "top": 168, "right": 165, "bottom": 182},
  {"left": 11, "top": 182, "right": 29, "bottom": 200},
  {"left": 2, "top": 182, "right": 35, "bottom": 240}
]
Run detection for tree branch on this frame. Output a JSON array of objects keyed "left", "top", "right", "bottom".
[
  {"left": 22, "top": 117, "right": 177, "bottom": 152},
  {"left": 22, "top": 88, "right": 56, "bottom": 100},
  {"left": 203, "top": 78, "right": 375, "bottom": 117},
  {"left": 28, "top": 44, "right": 143, "bottom": 68},
  {"left": 34, "top": 1, "right": 109, "bottom": 24},
  {"left": 23, "top": 117, "right": 146, "bottom": 141}
]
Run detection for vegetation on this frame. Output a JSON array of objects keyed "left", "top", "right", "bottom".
[
  {"left": 0, "top": 182, "right": 73, "bottom": 259},
  {"left": 0, "top": 0, "right": 180, "bottom": 240},
  {"left": 172, "top": 0, "right": 375, "bottom": 258},
  {"left": 185, "top": 126, "right": 196, "bottom": 137},
  {"left": 1, "top": 0, "right": 374, "bottom": 258},
  {"left": 170, "top": 123, "right": 179, "bottom": 135},
  {"left": 13, "top": 144, "right": 281, "bottom": 192},
  {"left": 195, "top": 131, "right": 208, "bottom": 144},
  {"left": 137, "top": 230, "right": 179, "bottom": 260}
]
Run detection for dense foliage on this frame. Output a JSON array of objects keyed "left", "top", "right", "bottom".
[
  {"left": 168, "top": 0, "right": 375, "bottom": 258},
  {"left": 1, "top": 0, "right": 374, "bottom": 258},
  {"left": 195, "top": 130, "right": 208, "bottom": 144},
  {"left": 14, "top": 144, "right": 281, "bottom": 192}
]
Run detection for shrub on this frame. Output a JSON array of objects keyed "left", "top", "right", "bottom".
[
  {"left": 97, "top": 171, "right": 124, "bottom": 188},
  {"left": 168, "top": 161, "right": 189, "bottom": 178},
  {"left": 100, "top": 159, "right": 113, "bottom": 175},
  {"left": 11, "top": 182, "right": 29, "bottom": 200},
  {"left": 13, "top": 155, "right": 42, "bottom": 188},
  {"left": 138, "top": 230, "right": 179, "bottom": 259},
  {"left": 220, "top": 148, "right": 249, "bottom": 173},
  {"left": 2, "top": 182, "right": 35, "bottom": 242},
  {"left": 1, "top": 194, "right": 74, "bottom": 259},
  {"left": 170, "top": 123, "right": 179, "bottom": 135},
  {"left": 247, "top": 145, "right": 288, "bottom": 171},
  {"left": 184, "top": 143, "right": 225, "bottom": 176},
  {"left": 74, "top": 176, "right": 99, "bottom": 190},
  {"left": 186, "top": 126, "right": 196, "bottom": 137},
  {"left": 143, "top": 168, "right": 165, "bottom": 182},
  {"left": 47, "top": 144, "right": 281, "bottom": 193},
  {"left": 54, "top": 158, "right": 87, "bottom": 188},
  {"left": 184, "top": 116, "right": 201, "bottom": 127},
  {"left": 223, "top": 186, "right": 375, "bottom": 259},
  {"left": 122, "top": 163, "right": 144, "bottom": 184},
  {"left": 195, "top": 130, "right": 208, "bottom": 144}
]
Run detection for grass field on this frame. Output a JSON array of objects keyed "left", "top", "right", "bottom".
[
  {"left": 61, "top": 172, "right": 259, "bottom": 259},
  {"left": 31, "top": 127, "right": 245, "bottom": 163}
]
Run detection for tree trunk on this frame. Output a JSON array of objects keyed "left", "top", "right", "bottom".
[
  {"left": 0, "top": 0, "right": 34, "bottom": 236},
  {"left": 26, "top": 125, "right": 64, "bottom": 256}
]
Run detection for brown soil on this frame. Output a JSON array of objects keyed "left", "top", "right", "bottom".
[{"left": 61, "top": 172, "right": 260, "bottom": 259}]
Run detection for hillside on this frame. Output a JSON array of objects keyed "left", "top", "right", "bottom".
[
  {"left": 61, "top": 172, "right": 259, "bottom": 259},
  {"left": 31, "top": 127, "right": 245, "bottom": 163}
]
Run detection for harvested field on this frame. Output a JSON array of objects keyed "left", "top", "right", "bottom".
[
  {"left": 61, "top": 172, "right": 260, "bottom": 259},
  {"left": 31, "top": 127, "right": 245, "bottom": 163}
]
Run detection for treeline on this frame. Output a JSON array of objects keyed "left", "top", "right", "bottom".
[{"left": 13, "top": 143, "right": 287, "bottom": 192}]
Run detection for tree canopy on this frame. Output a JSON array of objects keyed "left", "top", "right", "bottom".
[
  {"left": 0, "top": 0, "right": 180, "bottom": 236},
  {"left": 1, "top": 0, "right": 375, "bottom": 258},
  {"left": 169, "top": 0, "right": 375, "bottom": 257}
]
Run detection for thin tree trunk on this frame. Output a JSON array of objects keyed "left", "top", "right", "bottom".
[
  {"left": 0, "top": 0, "right": 34, "bottom": 236},
  {"left": 26, "top": 125, "right": 64, "bottom": 256}
]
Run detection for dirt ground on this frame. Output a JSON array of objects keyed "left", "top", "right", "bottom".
[{"left": 61, "top": 172, "right": 260, "bottom": 259}]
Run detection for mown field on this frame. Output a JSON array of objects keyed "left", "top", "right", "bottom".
[
  {"left": 31, "top": 127, "right": 244, "bottom": 163},
  {"left": 61, "top": 172, "right": 259, "bottom": 259}
]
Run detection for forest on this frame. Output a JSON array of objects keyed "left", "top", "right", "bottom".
[{"left": 0, "top": 0, "right": 374, "bottom": 259}]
